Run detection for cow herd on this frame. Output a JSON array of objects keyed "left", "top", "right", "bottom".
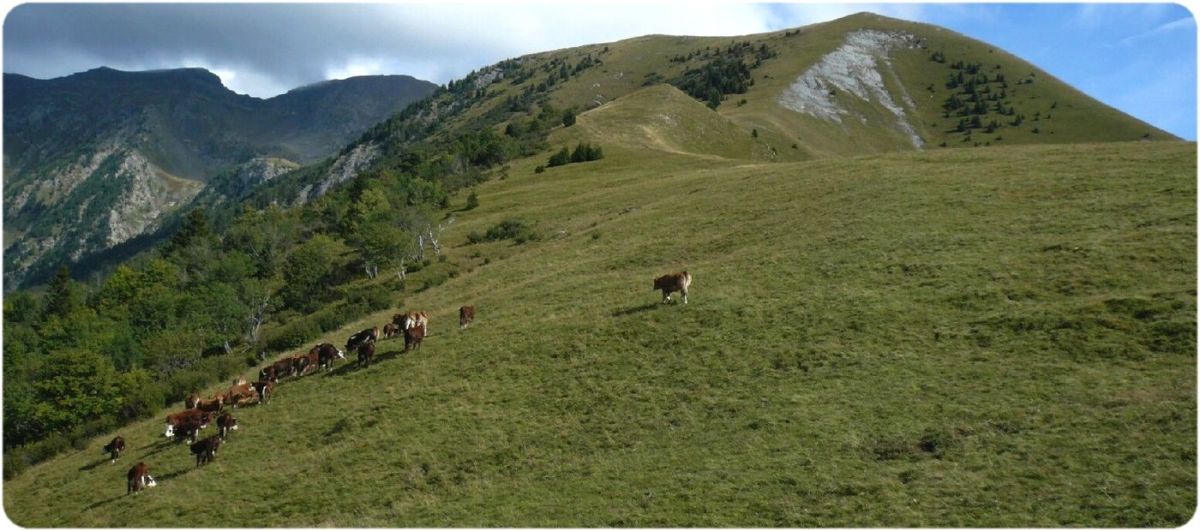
[{"left": 107, "top": 270, "right": 689, "bottom": 497}]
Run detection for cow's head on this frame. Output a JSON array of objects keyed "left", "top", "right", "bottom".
[
  {"left": 164, "top": 423, "right": 175, "bottom": 438},
  {"left": 337, "top": 349, "right": 346, "bottom": 359},
  {"left": 145, "top": 475, "right": 157, "bottom": 488}
]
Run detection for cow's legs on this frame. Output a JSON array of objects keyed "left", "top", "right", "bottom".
[{"left": 682, "top": 290, "right": 688, "bottom": 304}]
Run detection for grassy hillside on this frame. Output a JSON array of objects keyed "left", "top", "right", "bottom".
[{"left": 5, "top": 137, "right": 1193, "bottom": 526}]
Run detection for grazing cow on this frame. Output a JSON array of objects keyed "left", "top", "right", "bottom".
[
  {"left": 185, "top": 393, "right": 201, "bottom": 409},
  {"left": 459, "top": 305, "right": 475, "bottom": 329},
  {"left": 172, "top": 419, "right": 207, "bottom": 444},
  {"left": 225, "top": 382, "right": 259, "bottom": 408},
  {"left": 164, "top": 410, "right": 211, "bottom": 439},
  {"left": 216, "top": 412, "right": 238, "bottom": 440},
  {"left": 103, "top": 436, "right": 126, "bottom": 464},
  {"left": 290, "top": 353, "right": 313, "bottom": 376},
  {"left": 345, "top": 326, "right": 380, "bottom": 351},
  {"left": 404, "top": 323, "right": 426, "bottom": 352},
  {"left": 653, "top": 271, "right": 692, "bottom": 304},
  {"left": 312, "top": 343, "right": 344, "bottom": 371},
  {"left": 382, "top": 322, "right": 400, "bottom": 339},
  {"left": 394, "top": 312, "right": 429, "bottom": 332},
  {"left": 195, "top": 395, "right": 224, "bottom": 413},
  {"left": 357, "top": 342, "right": 376, "bottom": 368},
  {"left": 260, "top": 357, "right": 294, "bottom": 383},
  {"left": 190, "top": 436, "right": 221, "bottom": 466},
  {"left": 126, "top": 462, "right": 157, "bottom": 494},
  {"left": 252, "top": 380, "right": 275, "bottom": 404}
]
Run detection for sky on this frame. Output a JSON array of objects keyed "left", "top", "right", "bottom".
[{"left": 2, "top": 3, "right": 1195, "bottom": 140}]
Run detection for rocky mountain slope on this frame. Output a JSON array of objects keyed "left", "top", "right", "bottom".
[{"left": 3, "top": 67, "right": 436, "bottom": 288}]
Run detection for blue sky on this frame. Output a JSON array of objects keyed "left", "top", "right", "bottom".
[{"left": 4, "top": 3, "right": 1195, "bottom": 139}]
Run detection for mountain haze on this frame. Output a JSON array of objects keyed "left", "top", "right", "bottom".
[{"left": 3, "top": 67, "right": 437, "bottom": 288}]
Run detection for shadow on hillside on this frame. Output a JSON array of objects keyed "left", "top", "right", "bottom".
[
  {"left": 85, "top": 494, "right": 123, "bottom": 510},
  {"left": 611, "top": 303, "right": 660, "bottom": 317},
  {"left": 322, "top": 347, "right": 408, "bottom": 377},
  {"left": 156, "top": 467, "right": 196, "bottom": 482},
  {"left": 78, "top": 457, "right": 114, "bottom": 472}
]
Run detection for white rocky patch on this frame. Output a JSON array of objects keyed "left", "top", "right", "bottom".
[{"left": 778, "top": 30, "right": 924, "bottom": 148}]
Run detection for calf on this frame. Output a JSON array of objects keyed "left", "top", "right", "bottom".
[
  {"left": 459, "top": 305, "right": 475, "bottom": 329},
  {"left": 252, "top": 380, "right": 275, "bottom": 404},
  {"left": 126, "top": 462, "right": 157, "bottom": 494},
  {"left": 382, "top": 322, "right": 400, "bottom": 339},
  {"left": 404, "top": 323, "right": 426, "bottom": 352},
  {"left": 216, "top": 412, "right": 238, "bottom": 440},
  {"left": 312, "top": 343, "right": 345, "bottom": 371},
  {"left": 164, "top": 410, "right": 210, "bottom": 439},
  {"left": 345, "top": 326, "right": 380, "bottom": 351},
  {"left": 190, "top": 436, "right": 221, "bottom": 466},
  {"left": 653, "top": 271, "right": 692, "bottom": 304},
  {"left": 357, "top": 342, "right": 376, "bottom": 368},
  {"left": 103, "top": 436, "right": 126, "bottom": 464}
]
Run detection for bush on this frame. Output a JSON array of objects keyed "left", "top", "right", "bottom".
[
  {"left": 465, "top": 190, "right": 479, "bottom": 210},
  {"left": 265, "top": 317, "right": 320, "bottom": 351},
  {"left": 534, "top": 165, "right": 546, "bottom": 174},
  {"left": 485, "top": 219, "right": 538, "bottom": 243},
  {"left": 547, "top": 147, "right": 571, "bottom": 167}
]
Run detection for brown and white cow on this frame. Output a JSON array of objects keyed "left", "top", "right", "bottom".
[
  {"left": 459, "top": 306, "right": 475, "bottom": 329},
  {"left": 653, "top": 271, "right": 692, "bottom": 304},
  {"left": 311, "top": 343, "right": 344, "bottom": 371},
  {"left": 216, "top": 412, "right": 238, "bottom": 440},
  {"left": 394, "top": 311, "right": 429, "bottom": 332},
  {"left": 225, "top": 382, "right": 259, "bottom": 408},
  {"left": 190, "top": 436, "right": 221, "bottom": 466},
  {"left": 382, "top": 322, "right": 400, "bottom": 339},
  {"left": 346, "top": 326, "right": 380, "bottom": 351},
  {"left": 185, "top": 393, "right": 201, "bottom": 409},
  {"left": 103, "top": 436, "right": 126, "bottom": 463},
  {"left": 357, "top": 341, "right": 376, "bottom": 368},
  {"left": 252, "top": 380, "right": 275, "bottom": 404},
  {"left": 195, "top": 395, "right": 224, "bottom": 413},
  {"left": 260, "top": 357, "right": 295, "bottom": 383},
  {"left": 404, "top": 323, "right": 426, "bottom": 352},
  {"left": 126, "top": 462, "right": 157, "bottom": 494},
  {"left": 164, "top": 410, "right": 210, "bottom": 439}
]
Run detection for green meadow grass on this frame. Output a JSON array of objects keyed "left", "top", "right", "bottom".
[{"left": 4, "top": 140, "right": 1194, "bottom": 526}]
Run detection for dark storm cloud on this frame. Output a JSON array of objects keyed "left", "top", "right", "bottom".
[{"left": 1, "top": 3, "right": 780, "bottom": 97}]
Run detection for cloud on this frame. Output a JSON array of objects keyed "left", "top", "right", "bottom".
[
  {"left": 3, "top": 3, "right": 786, "bottom": 97},
  {"left": 1118, "top": 16, "right": 1196, "bottom": 46}
]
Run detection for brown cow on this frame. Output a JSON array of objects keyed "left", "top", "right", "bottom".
[
  {"left": 190, "top": 436, "right": 221, "bottom": 466},
  {"left": 126, "top": 462, "right": 157, "bottom": 494},
  {"left": 394, "top": 311, "right": 429, "bottom": 332},
  {"left": 357, "top": 342, "right": 376, "bottom": 368},
  {"left": 252, "top": 380, "right": 275, "bottom": 404},
  {"left": 165, "top": 410, "right": 210, "bottom": 439},
  {"left": 459, "top": 305, "right": 475, "bottom": 329},
  {"left": 382, "top": 322, "right": 400, "bottom": 339},
  {"left": 260, "top": 357, "right": 294, "bottom": 383},
  {"left": 195, "top": 395, "right": 224, "bottom": 413},
  {"left": 225, "top": 382, "right": 259, "bottom": 408},
  {"left": 103, "top": 436, "right": 126, "bottom": 463},
  {"left": 346, "top": 326, "right": 380, "bottom": 351},
  {"left": 404, "top": 323, "right": 426, "bottom": 352},
  {"left": 653, "top": 271, "right": 692, "bottom": 304},
  {"left": 185, "top": 393, "right": 201, "bottom": 409},
  {"left": 216, "top": 412, "right": 238, "bottom": 440},
  {"left": 311, "top": 343, "right": 344, "bottom": 371}
]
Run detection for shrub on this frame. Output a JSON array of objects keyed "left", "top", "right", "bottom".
[
  {"left": 547, "top": 147, "right": 571, "bottom": 167},
  {"left": 465, "top": 190, "right": 479, "bottom": 210},
  {"left": 265, "top": 317, "right": 320, "bottom": 351},
  {"left": 534, "top": 165, "right": 546, "bottom": 174}
]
